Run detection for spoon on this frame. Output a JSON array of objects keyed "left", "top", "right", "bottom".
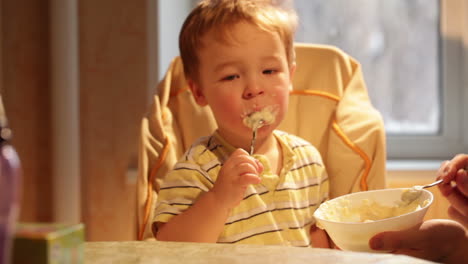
[
  {"left": 420, "top": 179, "right": 444, "bottom": 189},
  {"left": 249, "top": 120, "right": 264, "bottom": 155},
  {"left": 400, "top": 179, "right": 443, "bottom": 205}
]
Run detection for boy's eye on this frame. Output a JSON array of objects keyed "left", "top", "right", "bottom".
[
  {"left": 263, "top": 69, "right": 276, "bottom": 75},
  {"left": 222, "top": 75, "right": 239, "bottom": 81}
]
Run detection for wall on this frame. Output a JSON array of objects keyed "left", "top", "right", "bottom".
[
  {"left": 79, "top": 0, "right": 150, "bottom": 241},
  {"left": 1, "top": 0, "right": 53, "bottom": 222},
  {"left": 0, "top": 0, "right": 154, "bottom": 240}
]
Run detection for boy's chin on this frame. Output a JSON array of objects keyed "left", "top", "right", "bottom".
[{"left": 253, "top": 126, "right": 277, "bottom": 140}]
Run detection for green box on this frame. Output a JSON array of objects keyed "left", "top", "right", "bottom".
[{"left": 12, "top": 222, "right": 84, "bottom": 264}]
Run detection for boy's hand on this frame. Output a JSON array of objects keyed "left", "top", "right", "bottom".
[
  {"left": 309, "top": 224, "right": 331, "bottom": 248},
  {"left": 210, "top": 148, "right": 263, "bottom": 210}
]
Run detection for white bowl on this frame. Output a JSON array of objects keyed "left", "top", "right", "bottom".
[{"left": 313, "top": 188, "right": 433, "bottom": 252}]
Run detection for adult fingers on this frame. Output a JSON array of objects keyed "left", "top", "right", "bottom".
[
  {"left": 437, "top": 163, "right": 454, "bottom": 197},
  {"left": 437, "top": 160, "right": 452, "bottom": 183},
  {"left": 455, "top": 168, "right": 468, "bottom": 197},
  {"left": 438, "top": 179, "right": 453, "bottom": 197},
  {"left": 438, "top": 154, "right": 468, "bottom": 183},
  {"left": 447, "top": 206, "right": 468, "bottom": 229},
  {"left": 450, "top": 154, "right": 468, "bottom": 171},
  {"left": 445, "top": 187, "right": 468, "bottom": 219},
  {"left": 369, "top": 225, "right": 423, "bottom": 251},
  {"left": 371, "top": 220, "right": 467, "bottom": 262},
  {"left": 437, "top": 159, "right": 468, "bottom": 197}
]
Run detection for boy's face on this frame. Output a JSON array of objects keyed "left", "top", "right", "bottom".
[{"left": 188, "top": 22, "right": 295, "bottom": 149}]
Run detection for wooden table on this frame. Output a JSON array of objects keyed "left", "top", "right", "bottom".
[{"left": 85, "top": 241, "right": 437, "bottom": 264}]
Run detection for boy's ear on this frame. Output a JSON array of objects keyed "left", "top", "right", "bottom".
[
  {"left": 288, "top": 62, "right": 297, "bottom": 91},
  {"left": 187, "top": 79, "right": 208, "bottom": 106}
]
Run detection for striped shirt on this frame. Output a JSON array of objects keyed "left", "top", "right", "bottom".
[{"left": 154, "top": 130, "right": 329, "bottom": 247}]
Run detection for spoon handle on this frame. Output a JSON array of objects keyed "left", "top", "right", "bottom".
[
  {"left": 422, "top": 179, "right": 443, "bottom": 189},
  {"left": 249, "top": 127, "right": 257, "bottom": 155}
]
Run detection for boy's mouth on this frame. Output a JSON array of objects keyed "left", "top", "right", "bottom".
[
  {"left": 242, "top": 104, "right": 263, "bottom": 118},
  {"left": 242, "top": 105, "right": 279, "bottom": 130}
]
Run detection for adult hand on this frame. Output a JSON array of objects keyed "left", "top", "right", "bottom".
[
  {"left": 437, "top": 154, "right": 468, "bottom": 228},
  {"left": 211, "top": 148, "right": 263, "bottom": 210},
  {"left": 369, "top": 219, "right": 468, "bottom": 264}
]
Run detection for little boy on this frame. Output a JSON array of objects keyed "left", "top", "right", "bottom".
[{"left": 153, "top": 0, "right": 330, "bottom": 247}]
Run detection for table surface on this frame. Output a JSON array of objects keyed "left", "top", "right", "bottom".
[{"left": 84, "top": 241, "right": 437, "bottom": 264}]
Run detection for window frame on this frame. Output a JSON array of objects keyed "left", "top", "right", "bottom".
[{"left": 386, "top": 0, "right": 468, "bottom": 160}]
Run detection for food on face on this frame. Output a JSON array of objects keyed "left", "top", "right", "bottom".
[
  {"left": 243, "top": 105, "right": 277, "bottom": 130},
  {"left": 317, "top": 194, "right": 430, "bottom": 223}
]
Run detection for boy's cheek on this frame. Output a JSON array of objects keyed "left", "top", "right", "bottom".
[{"left": 211, "top": 101, "right": 245, "bottom": 124}]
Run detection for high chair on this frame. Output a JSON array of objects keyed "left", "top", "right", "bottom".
[{"left": 137, "top": 43, "right": 387, "bottom": 240}]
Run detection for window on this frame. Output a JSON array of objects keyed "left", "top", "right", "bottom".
[
  {"left": 156, "top": 0, "right": 468, "bottom": 160},
  {"left": 294, "top": 0, "right": 467, "bottom": 159}
]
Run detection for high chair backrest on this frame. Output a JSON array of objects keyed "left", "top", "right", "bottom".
[{"left": 137, "top": 43, "right": 387, "bottom": 240}]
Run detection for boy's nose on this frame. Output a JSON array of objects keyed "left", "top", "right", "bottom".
[{"left": 242, "top": 85, "right": 264, "bottom": 99}]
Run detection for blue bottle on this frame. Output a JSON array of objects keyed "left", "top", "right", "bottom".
[{"left": 0, "top": 115, "right": 21, "bottom": 264}]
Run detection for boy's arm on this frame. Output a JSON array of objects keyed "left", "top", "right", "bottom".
[
  {"left": 156, "top": 190, "right": 230, "bottom": 243},
  {"left": 155, "top": 148, "right": 262, "bottom": 243}
]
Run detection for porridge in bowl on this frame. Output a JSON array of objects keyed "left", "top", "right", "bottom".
[{"left": 313, "top": 188, "right": 433, "bottom": 252}]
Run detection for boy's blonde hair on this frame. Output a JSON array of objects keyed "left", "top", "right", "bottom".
[{"left": 179, "top": 0, "right": 298, "bottom": 81}]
